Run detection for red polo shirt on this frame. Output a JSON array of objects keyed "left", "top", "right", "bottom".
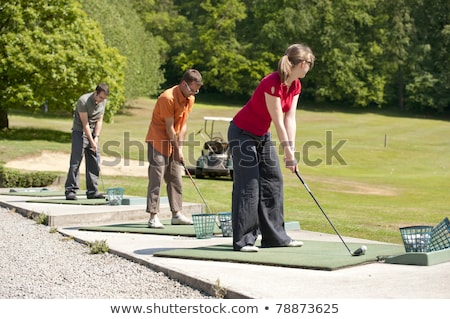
[{"left": 233, "top": 72, "right": 301, "bottom": 136}]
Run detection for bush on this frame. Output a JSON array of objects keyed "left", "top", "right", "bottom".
[
  {"left": 0, "top": 165, "right": 59, "bottom": 188},
  {"left": 89, "top": 240, "right": 109, "bottom": 254},
  {"left": 34, "top": 213, "right": 48, "bottom": 225}
]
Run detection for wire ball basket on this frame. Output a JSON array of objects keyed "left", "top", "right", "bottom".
[
  {"left": 192, "top": 214, "right": 216, "bottom": 239},
  {"left": 399, "top": 217, "right": 450, "bottom": 253},
  {"left": 106, "top": 187, "right": 124, "bottom": 206},
  {"left": 429, "top": 217, "right": 450, "bottom": 252},
  {"left": 399, "top": 225, "right": 433, "bottom": 252},
  {"left": 218, "top": 212, "right": 232, "bottom": 237}
]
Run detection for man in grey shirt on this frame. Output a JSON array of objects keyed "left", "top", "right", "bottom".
[{"left": 65, "top": 83, "right": 109, "bottom": 200}]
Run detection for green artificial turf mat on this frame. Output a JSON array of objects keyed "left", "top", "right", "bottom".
[
  {"left": 25, "top": 197, "right": 152, "bottom": 205},
  {"left": 26, "top": 198, "right": 108, "bottom": 205},
  {"left": 154, "top": 241, "right": 406, "bottom": 271},
  {"left": 79, "top": 221, "right": 222, "bottom": 237}
]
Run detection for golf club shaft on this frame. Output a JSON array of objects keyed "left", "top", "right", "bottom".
[
  {"left": 295, "top": 169, "right": 354, "bottom": 256},
  {"left": 181, "top": 162, "right": 213, "bottom": 214},
  {"left": 97, "top": 151, "right": 105, "bottom": 193}
]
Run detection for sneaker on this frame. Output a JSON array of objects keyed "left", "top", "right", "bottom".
[
  {"left": 240, "top": 245, "right": 259, "bottom": 252},
  {"left": 286, "top": 240, "right": 304, "bottom": 247},
  {"left": 148, "top": 215, "right": 165, "bottom": 229},
  {"left": 65, "top": 192, "right": 77, "bottom": 200},
  {"left": 171, "top": 213, "right": 193, "bottom": 225},
  {"left": 87, "top": 192, "right": 105, "bottom": 199}
]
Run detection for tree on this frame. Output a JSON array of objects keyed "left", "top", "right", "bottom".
[
  {"left": 0, "top": 0, "right": 126, "bottom": 129},
  {"left": 239, "top": 0, "right": 316, "bottom": 96},
  {"left": 378, "top": 0, "right": 415, "bottom": 110},
  {"left": 131, "top": 0, "right": 194, "bottom": 87},
  {"left": 405, "top": 0, "right": 450, "bottom": 111},
  {"left": 80, "top": 0, "right": 163, "bottom": 99},
  {"left": 306, "top": 0, "right": 388, "bottom": 107},
  {"left": 130, "top": 0, "right": 449, "bottom": 112},
  {"left": 174, "top": 0, "right": 258, "bottom": 95}
]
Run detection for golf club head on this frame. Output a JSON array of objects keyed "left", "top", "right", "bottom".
[{"left": 352, "top": 245, "right": 367, "bottom": 256}]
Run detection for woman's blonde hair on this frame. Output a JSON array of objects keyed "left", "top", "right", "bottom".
[{"left": 278, "top": 43, "right": 315, "bottom": 85}]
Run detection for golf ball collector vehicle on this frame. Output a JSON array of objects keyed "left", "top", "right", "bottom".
[{"left": 195, "top": 116, "right": 233, "bottom": 180}]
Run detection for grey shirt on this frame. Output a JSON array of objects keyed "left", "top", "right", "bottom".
[{"left": 72, "top": 92, "right": 106, "bottom": 132}]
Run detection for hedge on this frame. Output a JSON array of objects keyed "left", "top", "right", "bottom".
[{"left": 0, "top": 165, "right": 59, "bottom": 188}]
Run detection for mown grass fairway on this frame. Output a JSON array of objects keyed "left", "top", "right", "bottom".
[{"left": 1, "top": 97, "right": 449, "bottom": 244}]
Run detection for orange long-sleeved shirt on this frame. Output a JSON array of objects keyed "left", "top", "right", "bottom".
[{"left": 145, "top": 85, "right": 195, "bottom": 156}]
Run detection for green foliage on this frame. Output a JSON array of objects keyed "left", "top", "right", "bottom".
[
  {"left": 131, "top": 0, "right": 448, "bottom": 112},
  {"left": 178, "top": 0, "right": 261, "bottom": 95},
  {"left": 0, "top": 127, "right": 71, "bottom": 143},
  {"left": 80, "top": 0, "right": 164, "bottom": 99},
  {"left": 243, "top": 0, "right": 314, "bottom": 56},
  {"left": 131, "top": 0, "right": 195, "bottom": 86},
  {"left": 309, "top": 0, "right": 387, "bottom": 107},
  {"left": 133, "top": 0, "right": 191, "bottom": 57},
  {"left": 89, "top": 240, "right": 109, "bottom": 254},
  {"left": 0, "top": 165, "right": 59, "bottom": 188},
  {"left": 1, "top": 0, "right": 448, "bottom": 113},
  {"left": 34, "top": 213, "right": 48, "bottom": 225},
  {"left": 404, "top": 0, "right": 450, "bottom": 111},
  {"left": 0, "top": 0, "right": 126, "bottom": 127}
]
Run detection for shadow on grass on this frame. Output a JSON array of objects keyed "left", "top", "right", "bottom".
[{"left": 0, "top": 127, "right": 71, "bottom": 143}]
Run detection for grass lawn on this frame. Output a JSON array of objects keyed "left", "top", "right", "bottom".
[{"left": 1, "top": 97, "right": 449, "bottom": 244}]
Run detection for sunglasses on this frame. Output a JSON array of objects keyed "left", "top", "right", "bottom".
[{"left": 185, "top": 82, "right": 199, "bottom": 95}]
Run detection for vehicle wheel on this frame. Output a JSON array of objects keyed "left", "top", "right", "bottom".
[
  {"left": 195, "top": 168, "right": 204, "bottom": 179},
  {"left": 229, "top": 170, "right": 233, "bottom": 180}
]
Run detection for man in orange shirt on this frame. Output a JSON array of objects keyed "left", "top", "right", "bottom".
[{"left": 145, "top": 69, "right": 203, "bottom": 228}]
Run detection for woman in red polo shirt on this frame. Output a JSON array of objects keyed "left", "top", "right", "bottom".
[{"left": 228, "top": 44, "right": 315, "bottom": 252}]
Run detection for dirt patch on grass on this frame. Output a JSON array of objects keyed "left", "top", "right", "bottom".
[
  {"left": 313, "top": 176, "right": 398, "bottom": 196},
  {"left": 5, "top": 151, "right": 399, "bottom": 196},
  {"left": 4, "top": 151, "right": 147, "bottom": 177}
]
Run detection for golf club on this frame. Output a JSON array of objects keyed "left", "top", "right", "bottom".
[
  {"left": 294, "top": 169, "right": 367, "bottom": 257},
  {"left": 96, "top": 150, "right": 106, "bottom": 195},
  {"left": 181, "top": 161, "right": 223, "bottom": 229},
  {"left": 181, "top": 161, "right": 213, "bottom": 214}
]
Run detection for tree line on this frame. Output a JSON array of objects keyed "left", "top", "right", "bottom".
[
  {"left": 138, "top": 0, "right": 448, "bottom": 112},
  {"left": 1, "top": 0, "right": 448, "bottom": 129}
]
